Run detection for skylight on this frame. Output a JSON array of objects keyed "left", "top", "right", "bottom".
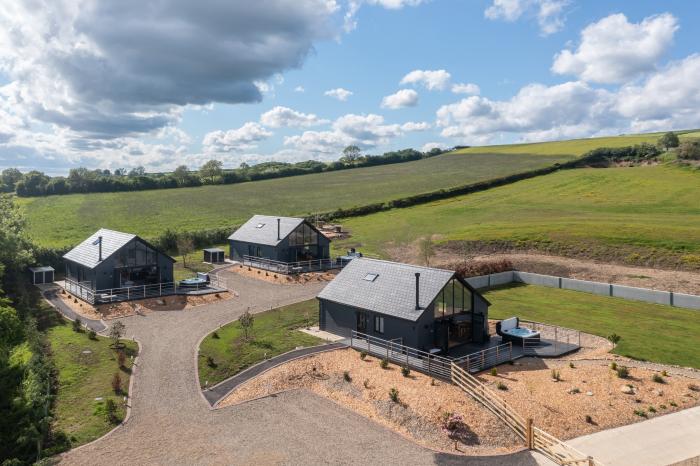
[
  {"left": 255, "top": 223, "right": 265, "bottom": 228},
  {"left": 363, "top": 273, "right": 379, "bottom": 282}
]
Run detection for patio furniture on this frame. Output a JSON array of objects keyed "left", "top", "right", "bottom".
[{"left": 496, "top": 317, "right": 540, "bottom": 344}]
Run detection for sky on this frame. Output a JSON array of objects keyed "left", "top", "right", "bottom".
[{"left": 1, "top": 0, "right": 699, "bottom": 175}]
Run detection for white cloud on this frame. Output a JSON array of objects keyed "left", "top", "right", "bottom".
[
  {"left": 260, "top": 106, "right": 329, "bottom": 128},
  {"left": 401, "top": 121, "right": 431, "bottom": 132},
  {"left": 203, "top": 122, "right": 273, "bottom": 153},
  {"left": 381, "top": 89, "right": 419, "bottom": 109},
  {"left": 400, "top": 69, "right": 451, "bottom": 91},
  {"left": 451, "top": 83, "right": 481, "bottom": 95},
  {"left": 324, "top": 88, "right": 354, "bottom": 101},
  {"left": 344, "top": 0, "right": 427, "bottom": 32},
  {"left": 285, "top": 113, "right": 404, "bottom": 155},
  {"left": 421, "top": 141, "right": 449, "bottom": 152},
  {"left": 294, "top": 86, "right": 306, "bottom": 93},
  {"left": 485, "top": 0, "right": 569, "bottom": 36},
  {"left": 552, "top": 13, "right": 678, "bottom": 84}
]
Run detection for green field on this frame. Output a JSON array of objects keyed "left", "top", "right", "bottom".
[
  {"left": 336, "top": 165, "right": 700, "bottom": 268},
  {"left": 198, "top": 299, "right": 321, "bottom": 387},
  {"left": 21, "top": 151, "right": 577, "bottom": 248},
  {"left": 484, "top": 284, "right": 700, "bottom": 369},
  {"left": 48, "top": 319, "right": 138, "bottom": 447}
]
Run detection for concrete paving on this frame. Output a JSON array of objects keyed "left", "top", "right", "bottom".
[{"left": 568, "top": 406, "right": 700, "bottom": 466}]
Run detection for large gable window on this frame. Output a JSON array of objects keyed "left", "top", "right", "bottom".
[{"left": 434, "top": 278, "right": 472, "bottom": 319}]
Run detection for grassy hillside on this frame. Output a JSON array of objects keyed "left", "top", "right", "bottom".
[
  {"left": 21, "top": 151, "right": 573, "bottom": 248},
  {"left": 335, "top": 165, "right": 700, "bottom": 268}
]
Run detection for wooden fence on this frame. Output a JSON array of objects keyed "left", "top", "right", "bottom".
[{"left": 450, "top": 363, "right": 601, "bottom": 465}]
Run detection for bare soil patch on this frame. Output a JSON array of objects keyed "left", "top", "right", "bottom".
[
  {"left": 480, "top": 359, "right": 700, "bottom": 440},
  {"left": 219, "top": 348, "right": 522, "bottom": 456},
  {"left": 228, "top": 264, "right": 337, "bottom": 285},
  {"left": 59, "top": 289, "right": 232, "bottom": 320}
]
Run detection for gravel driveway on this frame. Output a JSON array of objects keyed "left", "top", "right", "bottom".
[{"left": 58, "top": 270, "right": 549, "bottom": 465}]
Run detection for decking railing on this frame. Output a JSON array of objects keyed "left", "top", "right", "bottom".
[
  {"left": 64, "top": 274, "right": 225, "bottom": 305},
  {"left": 450, "top": 363, "right": 602, "bottom": 465},
  {"left": 349, "top": 331, "right": 453, "bottom": 379},
  {"left": 453, "top": 342, "right": 513, "bottom": 373},
  {"left": 242, "top": 255, "right": 353, "bottom": 275},
  {"left": 519, "top": 320, "right": 582, "bottom": 355}
]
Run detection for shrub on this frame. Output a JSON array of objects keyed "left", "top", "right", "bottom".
[
  {"left": 607, "top": 333, "right": 621, "bottom": 346},
  {"left": 610, "top": 361, "right": 618, "bottom": 371},
  {"left": 343, "top": 371, "right": 351, "bottom": 382},
  {"left": 648, "top": 406, "right": 657, "bottom": 413},
  {"left": 389, "top": 388, "right": 399, "bottom": 403},
  {"left": 569, "top": 362, "right": 575, "bottom": 369},
  {"left": 634, "top": 409, "right": 647, "bottom": 418},
  {"left": 678, "top": 140, "right": 700, "bottom": 160},
  {"left": 551, "top": 369, "right": 561, "bottom": 382},
  {"left": 441, "top": 412, "right": 467, "bottom": 439},
  {"left": 401, "top": 366, "right": 410, "bottom": 377},
  {"left": 670, "top": 401, "right": 678, "bottom": 407},
  {"left": 360, "top": 351, "right": 367, "bottom": 360},
  {"left": 660, "top": 404, "right": 667, "bottom": 410},
  {"left": 206, "top": 356, "right": 216, "bottom": 368},
  {"left": 496, "top": 382, "right": 507, "bottom": 391},
  {"left": 117, "top": 351, "right": 126, "bottom": 369},
  {"left": 380, "top": 358, "right": 389, "bottom": 369},
  {"left": 363, "top": 379, "right": 371, "bottom": 389},
  {"left": 109, "top": 321, "right": 126, "bottom": 347},
  {"left": 570, "top": 387, "right": 581, "bottom": 394},
  {"left": 72, "top": 317, "right": 82, "bottom": 332},
  {"left": 212, "top": 331, "right": 220, "bottom": 339},
  {"left": 111, "top": 372, "right": 122, "bottom": 394},
  {"left": 88, "top": 329, "right": 97, "bottom": 340},
  {"left": 616, "top": 366, "right": 629, "bottom": 379},
  {"left": 105, "top": 399, "right": 119, "bottom": 424},
  {"left": 652, "top": 373, "right": 665, "bottom": 384},
  {"left": 452, "top": 259, "right": 514, "bottom": 278},
  {"left": 490, "top": 368, "right": 498, "bottom": 376},
  {"left": 661, "top": 370, "right": 668, "bottom": 377},
  {"left": 584, "top": 415, "right": 593, "bottom": 424}
]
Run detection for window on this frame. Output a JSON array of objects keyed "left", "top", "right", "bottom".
[
  {"left": 256, "top": 223, "right": 265, "bottom": 229},
  {"left": 363, "top": 273, "right": 379, "bottom": 282},
  {"left": 374, "top": 315, "right": 384, "bottom": 334}
]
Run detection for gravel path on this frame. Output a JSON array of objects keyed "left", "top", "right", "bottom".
[{"left": 57, "top": 271, "right": 550, "bottom": 465}]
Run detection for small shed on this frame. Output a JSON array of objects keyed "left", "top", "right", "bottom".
[
  {"left": 203, "top": 248, "right": 225, "bottom": 264},
  {"left": 29, "top": 266, "right": 55, "bottom": 285}
]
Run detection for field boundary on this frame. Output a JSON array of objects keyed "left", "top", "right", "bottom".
[{"left": 465, "top": 271, "right": 700, "bottom": 310}]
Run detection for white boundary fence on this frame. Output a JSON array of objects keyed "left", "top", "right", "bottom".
[{"left": 464, "top": 271, "right": 700, "bottom": 311}]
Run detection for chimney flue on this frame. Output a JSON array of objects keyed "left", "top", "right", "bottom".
[
  {"left": 415, "top": 272, "right": 421, "bottom": 310},
  {"left": 98, "top": 236, "right": 103, "bottom": 262},
  {"left": 277, "top": 218, "right": 281, "bottom": 240}
]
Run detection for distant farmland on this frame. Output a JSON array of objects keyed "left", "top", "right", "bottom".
[
  {"left": 21, "top": 151, "right": 574, "bottom": 248},
  {"left": 336, "top": 165, "right": 700, "bottom": 269}
]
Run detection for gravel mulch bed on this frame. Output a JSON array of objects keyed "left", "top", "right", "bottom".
[
  {"left": 218, "top": 348, "right": 522, "bottom": 456},
  {"left": 228, "top": 264, "right": 337, "bottom": 285},
  {"left": 479, "top": 358, "right": 700, "bottom": 440}
]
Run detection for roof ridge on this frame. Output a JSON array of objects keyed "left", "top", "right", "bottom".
[{"left": 355, "top": 257, "right": 454, "bottom": 274}]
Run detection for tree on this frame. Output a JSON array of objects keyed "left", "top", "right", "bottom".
[
  {"left": 658, "top": 131, "right": 680, "bottom": 150},
  {"left": 239, "top": 308, "right": 254, "bottom": 341},
  {"left": 418, "top": 236, "right": 435, "bottom": 267},
  {"left": 340, "top": 145, "right": 362, "bottom": 163},
  {"left": 1, "top": 168, "right": 22, "bottom": 192},
  {"left": 128, "top": 166, "right": 145, "bottom": 177},
  {"left": 15, "top": 171, "right": 49, "bottom": 196},
  {"left": 200, "top": 159, "right": 223, "bottom": 183},
  {"left": 109, "top": 321, "right": 126, "bottom": 347},
  {"left": 173, "top": 165, "right": 190, "bottom": 185},
  {"left": 114, "top": 168, "right": 127, "bottom": 176},
  {"left": 678, "top": 140, "right": 700, "bottom": 160},
  {"left": 176, "top": 236, "right": 194, "bottom": 269}
]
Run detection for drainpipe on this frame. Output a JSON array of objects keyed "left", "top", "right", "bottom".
[
  {"left": 277, "top": 218, "right": 281, "bottom": 241},
  {"left": 98, "top": 236, "right": 103, "bottom": 262},
  {"left": 415, "top": 272, "right": 421, "bottom": 310}
]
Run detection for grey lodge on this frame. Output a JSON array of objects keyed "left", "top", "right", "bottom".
[
  {"left": 228, "top": 215, "right": 330, "bottom": 263},
  {"left": 318, "top": 258, "right": 490, "bottom": 352}
]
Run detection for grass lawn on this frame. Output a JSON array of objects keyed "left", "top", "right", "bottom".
[
  {"left": 483, "top": 284, "right": 700, "bottom": 369},
  {"left": 335, "top": 165, "right": 700, "bottom": 268},
  {"left": 21, "top": 151, "right": 576, "bottom": 248},
  {"left": 172, "top": 244, "right": 227, "bottom": 282},
  {"left": 198, "top": 299, "right": 322, "bottom": 387},
  {"left": 48, "top": 319, "right": 138, "bottom": 447}
]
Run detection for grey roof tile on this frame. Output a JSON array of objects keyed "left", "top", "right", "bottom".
[
  {"left": 228, "top": 215, "right": 305, "bottom": 246},
  {"left": 63, "top": 228, "right": 136, "bottom": 269},
  {"left": 318, "top": 258, "right": 455, "bottom": 321}
]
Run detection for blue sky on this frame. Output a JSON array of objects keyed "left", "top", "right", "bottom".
[{"left": 1, "top": 0, "right": 699, "bottom": 174}]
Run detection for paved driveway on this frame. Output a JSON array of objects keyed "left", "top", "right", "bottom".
[{"left": 58, "top": 271, "right": 549, "bottom": 465}]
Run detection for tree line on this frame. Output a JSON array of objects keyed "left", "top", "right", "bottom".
[{"left": 1, "top": 146, "right": 447, "bottom": 197}]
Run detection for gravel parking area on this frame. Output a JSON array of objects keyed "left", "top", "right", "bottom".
[{"left": 58, "top": 269, "right": 551, "bottom": 465}]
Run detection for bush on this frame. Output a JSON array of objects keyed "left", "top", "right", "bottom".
[
  {"left": 452, "top": 259, "right": 514, "bottom": 278},
  {"left": 634, "top": 409, "right": 647, "bottom": 418},
  {"left": 360, "top": 351, "right": 367, "bottom": 360},
  {"left": 72, "top": 317, "right": 82, "bottom": 332},
  {"left": 569, "top": 362, "right": 575, "bottom": 369},
  {"left": 496, "top": 382, "right": 507, "bottom": 391},
  {"left": 389, "top": 388, "right": 400, "bottom": 403},
  {"left": 616, "top": 366, "right": 629, "bottom": 379},
  {"left": 88, "top": 329, "right": 97, "bottom": 340},
  {"left": 648, "top": 406, "right": 657, "bottom": 413},
  {"left": 343, "top": 371, "right": 351, "bottom": 382},
  {"left": 670, "top": 400, "right": 678, "bottom": 407},
  {"left": 212, "top": 331, "right": 220, "bottom": 339},
  {"left": 661, "top": 370, "right": 668, "bottom": 377},
  {"left": 584, "top": 414, "right": 593, "bottom": 424},
  {"left": 551, "top": 369, "right": 561, "bottom": 382},
  {"left": 363, "top": 379, "right": 371, "bottom": 389},
  {"left": 401, "top": 366, "right": 410, "bottom": 377},
  {"left": 380, "top": 358, "right": 389, "bottom": 369},
  {"left": 206, "top": 356, "right": 216, "bottom": 368},
  {"left": 490, "top": 368, "right": 498, "bottom": 376},
  {"left": 117, "top": 350, "right": 126, "bottom": 369},
  {"left": 678, "top": 140, "right": 700, "bottom": 160},
  {"left": 660, "top": 404, "right": 667, "bottom": 410},
  {"left": 610, "top": 361, "right": 618, "bottom": 371},
  {"left": 607, "top": 333, "right": 621, "bottom": 345},
  {"left": 105, "top": 399, "right": 119, "bottom": 424},
  {"left": 652, "top": 373, "right": 665, "bottom": 384},
  {"left": 111, "top": 372, "right": 122, "bottom": 394}
]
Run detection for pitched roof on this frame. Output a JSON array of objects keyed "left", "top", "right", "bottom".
[
  {"left": 317, "top": 258, "right": 455, "bottom": 321},
  {"left": 228, "top": 215, "right": 305, "bottom": 246},
  {"left": 63, "top": 228, "right": 137, "bottom": 269}
]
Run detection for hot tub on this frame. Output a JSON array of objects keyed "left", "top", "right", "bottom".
[
  {"left": 496, "top": 317, "right": 540, "bottom": 343},
  {"left": 179, "top": 272, "right": 210, "bottom": 288}
]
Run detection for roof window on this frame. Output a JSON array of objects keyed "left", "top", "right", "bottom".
[
  {"left": 363, "top": 273, "right": 379, "bottom": 282},
  {"left": 256, "top": 223, "right": 265, "bottom": 228}
]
